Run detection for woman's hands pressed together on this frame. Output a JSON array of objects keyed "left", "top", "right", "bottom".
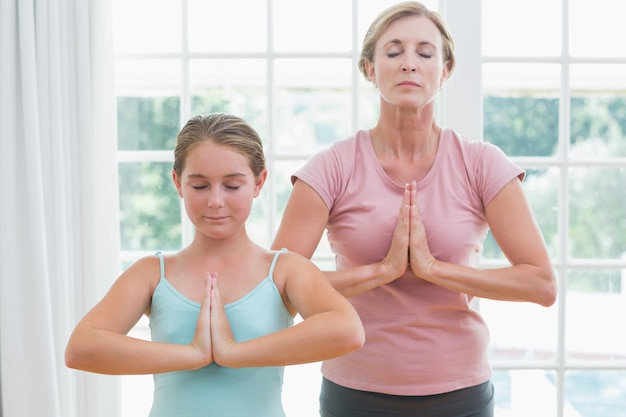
[
  {"left": 382, "top": 182, "right": 437, "bottom": 283},
  {"left": 406, "top": 182, "right": 438, "bottom": 278}
]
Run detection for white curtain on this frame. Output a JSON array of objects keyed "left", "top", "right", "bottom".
[{"left": 0, "top": 1, "right": 120, "bottom": 416}]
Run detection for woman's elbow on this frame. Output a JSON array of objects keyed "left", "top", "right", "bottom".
[{"left": 535, "top": 270, "right": 557, "bottom": 307}]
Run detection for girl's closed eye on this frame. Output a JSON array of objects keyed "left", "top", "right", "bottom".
[{"left": 225, "top": 185, "right": 240, "bottom": 191}]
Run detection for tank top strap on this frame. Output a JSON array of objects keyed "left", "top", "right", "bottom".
[
  {"left": 268, "top": 248, "right": 287, "bottom": 283},
  {"left": 155, "top": 251, "right": 165, "bottom": 280}
]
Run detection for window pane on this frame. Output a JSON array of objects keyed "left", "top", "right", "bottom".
[
  {"left": 493, "top": 370, "right": 557, "bottom": 416},
  {"left": 570, "top": 0, "right": 626, "bottom": 58},
  {"left": 189, "top": 59, "right": 268, "bottom": 140},
  {"left": 482, "top": 0, "right": 561, "bottom": 56},
  {"left": 247, "top": 191, "right": 271, "bottom": 247},
  {"left": 566, "top": 271, "right": 626, "bottom": 363},
  {"left": 564, "top": 371, "right": 626, "bottom": 417},
  {"left": 122, "top": 316, "right": 152, "bottom": 417},
  {"left": 272, "top": 160, "right": 303, "bottom": 220},
  {"left": 481, "top": 168, "right": 559, "bottom": 260},
  {"left": 569, "top": 167, "right": 626, "bottom": 259},
  {"left": 119, "top": 162, "right": 181, "bottom": 251},
  {"left": 358, "top": 77, "right": 380, "bottom": 129},
  {"left": 570, "top": 64, "right": 626, "bottom": 158},
  {"left": 112, "top": 0, "right": 182, "bottom": 54},
  {"left": 274, "top": 58, "right": 353, "bottom": 153},
  {"left": 116, "top": 59, "right": 182, "bottom": 95},
  {"left": 482, "top": 299, "right": 558, "bottom": 363},
  {"left": 188, "top": 0, "right": 267, "bottom": 53},
  {"left": 483, "top": 64, "right": 560, "bottom": 157},
  {"left": 357, "top": 0, "right": 439, "bottom": 42},
  {"left": 117, "top": 96, "right": 180, "bottom": 150},
  {"left": 272, "top": 159, "right": 333, "bottom": 257},
  {"left": 273, "top": 0, "right": 351, "bottom": 52}
]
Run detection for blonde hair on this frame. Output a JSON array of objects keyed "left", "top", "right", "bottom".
[
  {"left": 173, "top": 113, "right": 265, "bottom": 178},
  {"left": 358, "top": 1, "right": 456, "bottom": 80}
]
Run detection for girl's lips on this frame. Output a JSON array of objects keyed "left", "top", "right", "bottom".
[{"left": 205, "top": 216, "right": 228, "bottom": 221}]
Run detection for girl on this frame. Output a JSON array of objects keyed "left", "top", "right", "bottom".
[{"left": 65, "top": 113, "right": 365, "bottom": 417}]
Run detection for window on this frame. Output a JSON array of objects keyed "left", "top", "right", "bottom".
[{"left": 112, "top": 1, "right": 626, "bottom": 416}]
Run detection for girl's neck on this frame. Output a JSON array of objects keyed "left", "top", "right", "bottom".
[{"left": 187, "top": 229, "right": 256, "bottom": 259}]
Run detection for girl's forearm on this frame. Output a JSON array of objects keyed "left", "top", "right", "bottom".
[
  {"left": 65, "top": 329, "right": 211, "bottom": 375},
  {"left": 213, "top": 309, "right": 364, "bottom": 368}
]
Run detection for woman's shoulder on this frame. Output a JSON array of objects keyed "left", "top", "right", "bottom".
[
  {"left": 441, "top": 127, "right": 508, "bottom": 162},
  {"left": 328, "top": 130, "right": 369, "bottom": 153}
]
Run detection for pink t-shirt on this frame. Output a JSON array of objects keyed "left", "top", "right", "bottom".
[{"left": 293, "top": 128, "right": 524, "bottom": 396}]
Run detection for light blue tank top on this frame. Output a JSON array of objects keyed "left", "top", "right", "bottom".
[{"left": 148, "top": 249, "right": 293, "bottom": 417}]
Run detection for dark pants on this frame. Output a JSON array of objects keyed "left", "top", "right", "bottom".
[{"left": 319, "top": 378, "right": 494, "bottom": 417}]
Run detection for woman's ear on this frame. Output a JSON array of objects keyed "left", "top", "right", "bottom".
[
  {"left": 253, "top": 169, "right": 268, "bottom": 198},
  {"left": 364, "top": 60, "right": 377, "bottom": 86},
  {"left": 172, "top": 170, "right": 183, "bottom": 198},
  {"left": 440, "top": 61, "right": 451, "bottom": 88}
]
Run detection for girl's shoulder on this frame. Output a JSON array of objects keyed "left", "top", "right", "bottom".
[
  {"left": 269, "top": 249, "right": 321, "bottom": 284},
  {"left": 121, "top": 253, "right": 164, "bottom": 287}
]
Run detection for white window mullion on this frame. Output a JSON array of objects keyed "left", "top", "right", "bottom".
[{"left": 439, "top": 0, "right": 482, "bottom": 140}]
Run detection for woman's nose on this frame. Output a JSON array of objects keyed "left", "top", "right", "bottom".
[
  {"left": 402, "top": 63, "right": 416, "bottom": 72},
  {"left": 401, "top": 57, "right": 417, "bottom": 72}
]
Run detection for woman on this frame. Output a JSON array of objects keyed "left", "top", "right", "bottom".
[
  {"left": 65, "top": 113, "right": 364, "bottom": 417},
  {"left": 271, "top": 2, "right": 556, "bottom": 416}
]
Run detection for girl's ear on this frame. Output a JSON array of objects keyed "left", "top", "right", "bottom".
[
  {"left": 172, "top": 170, "right": 183, "bottom": 198},
  {"left": 253, "top": 169, "right": 268, "bottom": 198}
]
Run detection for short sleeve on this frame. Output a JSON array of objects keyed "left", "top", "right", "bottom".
[
  {"left": 292, "top": 138, "right": 356, "bottom": 211},
  {"left": 473, "top": 142, "right": 525, "bottom": 206}
]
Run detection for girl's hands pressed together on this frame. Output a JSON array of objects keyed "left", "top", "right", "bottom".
[
  {"left": 208, "top": 274, "right": 239, "bottom": 367},
  {"left": 189, "top": 273, "right": 214, "bottom": 367}
]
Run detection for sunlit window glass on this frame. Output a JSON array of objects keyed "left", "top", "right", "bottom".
[
  {"left": 570, "top": 64, "right": 626, "bottom": 158},
  {"left": 482, "top": 0, "right": 561, "bottom": 57},
  {"left": 483, "top": 63, "right": 560, "bottom": 157},
  {"left": 273, "top": 0, "right": 352, "bottom": 52},
  {"left": 570, "top": 0, "right": 626, "bottom": 58},
  {"left": 566, "top": 271, "right": 626, "bottom": 365},
  {"left": 113, "top": 0, "right": 182, "bottom": 54},
  {"left": 274, "top": 58, "right": 353, "bottom": 153},
  {"left": 188, "top": 0, "right": 267, "bottom": 53},
  {"left": 189, "top": 59, "right": 268, "bottom": 140},
  {"left": 569, "top": 167, "right": 626, "bottom": 259}
]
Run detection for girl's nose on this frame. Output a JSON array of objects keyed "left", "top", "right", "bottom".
[{"left": 207, "top": 190, "right": 224, "bottom": 208}]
